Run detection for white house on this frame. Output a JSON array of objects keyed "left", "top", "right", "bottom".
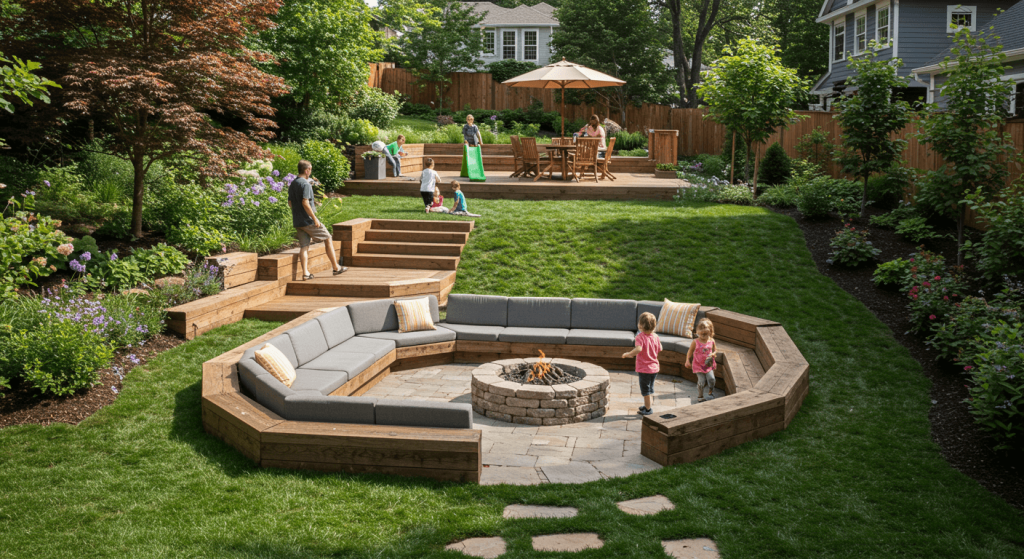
[{"left": 465, "top": 2, "right": 559, "bottom": 68}]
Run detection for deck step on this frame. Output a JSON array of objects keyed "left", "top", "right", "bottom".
[
  {"left": 347, "top": 253, "right": 460, "bottom": 271},
  {"left": 364, "top": 229, "right": 469, "bottom": 244},
  {"left": 370, "top": 219, "right": 474, "bottom": 232},
  {"left": 243, "top": 296, "right": 378, "bottom": 321},
  {"left": 285, "top": 267, "right": 456, "bottom": 297},
  {"left": 357, "top": 241, "right": 464, "bottom": 256}
]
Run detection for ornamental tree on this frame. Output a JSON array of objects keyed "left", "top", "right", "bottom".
[
  {"left": 0, "top": 53, "right": 58, "bottom": 147},
  {"left": 833, "top": 47, "right": 912, "bottom": 218},
  {"left": 399, "top": 0, "right": 484, "bottom": 111},
  {"left": 1, "top": 0, "right": 290, "bottom": 238},
  {"left": 698, "top": 38, "right": 806, "bottom": 185},
  {"left": 916, "top": 26, "right": 1017, "bottom": 265}
]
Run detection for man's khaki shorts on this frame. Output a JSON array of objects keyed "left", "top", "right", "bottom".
[{"left": 296, "top": 224, "right": 330, "bottom": 247}]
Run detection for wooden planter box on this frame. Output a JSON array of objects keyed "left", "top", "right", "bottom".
[
  {"left": 654, "top": 169, "right": 678, "bottom": 179},
  {"left": 364, "top": 156, "right": 386, "bottom": 180}
]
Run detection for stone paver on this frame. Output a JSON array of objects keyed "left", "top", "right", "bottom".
[
  {"left": 444, "top": 537, "right": 506, "bottom": 558},
  {"left": 532, "top": 533, "right": 604, "bottom": 552},
  {"left": 362, "top": 363, "right": 725, "bottom": 485},
  {"left": 502, "top": 504, "right": 578, "bottom": 519},
  {"left": 661, "top": 538, "right": 720, "bottom": 559},
  {"left": 616, "top": 495, "right": 676, "bottom": 516}
]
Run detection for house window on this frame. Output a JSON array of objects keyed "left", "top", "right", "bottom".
[
  {"left": 855, "top": 12, "right": 867, "bottom": 53},
  {"left": 876, "top": 6, "right": 890, "bottom": 45},
  {"left": 484, "top": 30, "right": 495, "bottom": 56},
  {"left": 833, "top": 22, "right": 845, "bottom": 61},
  {"left": 947, "top": 5, "right": 977, "bottom": 32},
  {"left": 1014, "top": 82, "right": 1024, "bottom": 118},
  {"left": 523, "top": 30, "right": 538, "bottom": 61},
  {"left": 502, "top": 31, "right": 516, "bottom": 59}
]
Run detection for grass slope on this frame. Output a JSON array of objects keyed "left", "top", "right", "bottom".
[{"left": 1, "top": 197, "right": 1022, "bottom": 558}]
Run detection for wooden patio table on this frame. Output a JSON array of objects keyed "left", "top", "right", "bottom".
[{"left": 542, "top": 144, "right": 577, "bottom": 182}]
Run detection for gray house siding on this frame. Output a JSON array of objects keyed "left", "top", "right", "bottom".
[
  {"left": 931, "top": 57, "right": 1024, "bottom": 107},
  {"left": 478, "top": 27, "right": 554, "bottom": 69},
  {"left": 899, "top": 0, "right": 1008, "bottom": 76},
  {"left": 825, "top": 1, "right": 894, "bottom": 87}
]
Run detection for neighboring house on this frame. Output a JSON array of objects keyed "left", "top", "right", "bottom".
[
  {"left": 464, "top": 2, "right": 559, "bottom": 68},
  {"left": 810, "top": 0, "right": 1018, "bottom": 109},
  {"left": 912, "top": 0, "right": 1024, "bottom": 114}
]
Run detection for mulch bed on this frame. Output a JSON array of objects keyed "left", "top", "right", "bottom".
[{"left": 770, "top": 205, "right": 1024, "bottom": 510}]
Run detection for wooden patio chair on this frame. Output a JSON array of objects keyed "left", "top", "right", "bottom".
[
  {"left": 520, "top": 137, "right": 547, "bottom": 182},
  {"left": 571, "top": 137, "right": 600, "bottom": 183},
  {"left": 597, "top": 137, "right": 617, "bottom": 181},
  {"left": 509, "top": 136, "right": 527, "bottom": 178}
]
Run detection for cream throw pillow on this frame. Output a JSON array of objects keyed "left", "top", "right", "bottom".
[
  {"left": 254, "top": 343, "right": 296, "bottom": 387},
  {"left": 395, "top": 297, "right": 436, "bottom": 333},
  {"left": 655, "top": 299, "right": 701, "bottom": 338}
]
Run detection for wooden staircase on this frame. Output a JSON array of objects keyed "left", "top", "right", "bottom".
[{"left": 344, "top": 219, "right": 473, "bottom": 271}]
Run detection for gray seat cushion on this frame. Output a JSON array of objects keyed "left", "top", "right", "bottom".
[
  {"left": 332, "top": 336, "right": 395, "bottom": 362},
  {"left": 242, "top": 334, "right": 298, "bottom": 367},
  {"left": 498, "top": 327, "right": 568, "bottom": 344},
  {"left": 375, "top": 399, "right": 474, "bottom": 429},
  {"left": 507, "top": 297, "right": 571, "bottom": 328},
  {"left": 566, "top": 329, "right": 636, "bottom": 347},
  {"left": 360, "top": 326, "right": 456, "bottom": 347},
  {"left": 438, "top": 322, "right": 505, "bottom": 342},
  {"left": 571, "top": 298, "right": 637, "bottom": 331},
  {"left": 286, "top": 319, "right": 330, "bottom": 366},
  {"left": 303, "top": 348, "right": 377, "bottom": 375},
  {"left": 316, "top": 307, "right": 356, "bottom": 347},
  {"left": 284, "top": 391, "right": 376, "bottom": 424},
  {"left": 347, "top": 295, "right": 440, "bottom": 334},
  {"left": 291, "top": 369, "right": 350, "bottom": 395},
  {"left": 445, "top": 294, "right": 509, "bottom": 326},
  {"left": 237, "top": 358, "right": 292, "bottom": 417},
  {"left": 658, "top": 334, "right": 694, "bottom": 354}
]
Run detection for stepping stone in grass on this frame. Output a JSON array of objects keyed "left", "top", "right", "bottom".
[
  {"left": 444, "top": 537, "right": 506, "bottom": 558},
  {"left": 661, "top": 538, "right": 720, "bottom": 558},
  {"left": 616, "top": 495, "right": 675, "bottom": 516},
  {"left": 502, "top": 504, "right": 578, "bottom": 519},
  {"left": 531, "top": 533, "right": 603, "bottom": 552}
]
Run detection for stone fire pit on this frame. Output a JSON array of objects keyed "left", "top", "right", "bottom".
[{"left": 470, "top": 358, "right": 610, "bottom": 425}]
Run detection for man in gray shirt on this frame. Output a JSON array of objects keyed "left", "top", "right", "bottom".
[{"left": 288, "top": 160, "right": 346, "bottom": 279}]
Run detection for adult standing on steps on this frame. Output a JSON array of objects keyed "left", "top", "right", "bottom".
[{"left": 288, "top": 160, "right": 346, "bottom": 280}]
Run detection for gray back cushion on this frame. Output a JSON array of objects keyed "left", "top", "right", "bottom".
[
  {"left": 445, "top": 294, "right": 509, "bottom": 326},
  {"left": 571, "top": 298, "right": 637, "bottom": 331},
  {"left": 375, "top": 399, "right": 473, "bottom": 429},
  {"left": 286, "top": 319, "right": 329, "bottom": 366},
  {"left": 237, "top": 358, "right": 292, "bottom": 417},
  {"left": 284, "top": 392, "right": 376, "bottom": 424},
  {"left": 241, "top": 334, "right": 298, "bottom": 367},
  {"left": 348, "top": 296, "right": 439, "bottom": 334},
  {"left": 316, "top": 307, "right": 356, "bottom": 348},
  {"left": 507, "top": 297, "right": 571, "bottom": 328}
]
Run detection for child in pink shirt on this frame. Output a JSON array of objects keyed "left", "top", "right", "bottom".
[
  {"left": 622, "top": 312, "right": 662, "bottom": 416},
  {"left": 685, "top": 318, "right": 718, "bottom": 402}
]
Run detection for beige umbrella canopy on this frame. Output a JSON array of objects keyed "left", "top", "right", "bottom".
[{"left": 502, "top": 58, "right": 625, "bottom": 137}]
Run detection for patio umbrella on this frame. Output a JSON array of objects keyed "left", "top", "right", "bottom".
[{"left": 502, "top": 58, "right": 625, "bottom": 138}]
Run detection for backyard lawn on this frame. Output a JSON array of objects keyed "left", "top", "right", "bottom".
[{"left": 1, "top": 196, "right": 1022, "bottom": 558}]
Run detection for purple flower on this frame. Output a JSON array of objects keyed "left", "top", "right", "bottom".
[
  {"left": 127, "top": 354, "right": 140, "bottom": 365},
  {"left": 252, "top": 200, "right": 260, "bottom": 207},
  {"left": 80, "top": 252, "right": 92, "bottom": 262},
  {"left": 111, "top": 386, "right": 119, "bottom": 394},
  {"left": 272, "top": 170, "right": 280, "bottom": 177},
  {"left": 44, "top": 180, "right": 51, "bottom": 187},
  {"left": 268, "top": 196, "right": 278, "bottom": 203},
  {"left": 110, "top": 252, "right": 118, "bottom": 261},
  {"left": 70, "top": 260, "right": 86, "bottom": 273}
]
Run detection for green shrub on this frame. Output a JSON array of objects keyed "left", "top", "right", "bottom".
[
  {"left": 35, "top": 163, "right": 118, "bottom": 224},
  {"left": 349, "top": 88, "right": 402, "bottom": 128},
  {"left": 680, "top": 154, "right": 728, "bottom": 179},
  {"left": 827, "top": 220, "right": 880, "bottom": 267},
  {"left": 268, "top": 143, "right": 303, "bottom": 177},
  {"left": 927, "top": 294, "right": 1020, "bottom": 364},
  {"left": 300, "top": 140, "right": 350, "bottom": 191},
  {"left": 913, "top": 171, "right": 959, "bottom": 217},
  {"left": 873, "top": 258, "right": 913, "bottom": 288},
  {"left": 755, "top": 183, "right": 799, "bottom": 207},
  {"left": 795, "top": 126, "right": 836, "bottom": 172},
  {"left": 795, "top": 176, "right": 832, "bottom": 219},
  {"left": 485, "top": 60, "right": 539, "bottom": 83},
  {"left": 617, "top": 148, "right": 648, "bottom": 157},
  {"left": 613, "top": 130, "right": 647, "bottom": 151},
  {"left": 870, "top": 201, "right": 918, "bottom": 229},
  {"left": 0, "top": 195, "right": 72, "bottom": 299},
  {"left": 131, "top": 244, "right": 190, "bottom": 278},
  {"left": 0, "top": 155, "right": 42, "bottom": 194},
  {"left": 758, "top": 142, "right": 791, "bottom": 185},
  {"left": 824, "top": 178, "right": 863, "bottom": 215},
  {"left": 2, "top": 318, "right": 113, "bottom": 396},
  {"left": 966, "top": 189, "right": 1024, "bottom": 281},
  {"left": 718, "top": 184, "right": 754, "bottom": 205},
  {"left": 282, "top": 107, "right": 348, "bottom": 143},
  {"left": 167, "top": 223, "right": 230, "bottom": 255},
  {"left": 963, "top": 320, "right": 1024, "bottom": 451},
  {"left": 866, "top": 166, "right": 914, "bottom": 210},
  {"left": 895, "top": 216, "right": 942, "bottom": 243},
  {"left": 675, "top": 171, "right": 751, "bottom": 204},
  {"left": 906, "top": 269, "right": 969, "bottom": 334},
  {"left": 145, "top": 260, "right": 223, "bottom": 308}
]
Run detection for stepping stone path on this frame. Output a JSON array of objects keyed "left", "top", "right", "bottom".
[{"left": 447, "top": 496, "right": 719, "bottom": 558}]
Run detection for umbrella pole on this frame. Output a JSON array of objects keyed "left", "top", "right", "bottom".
[{"left": 561, "top": 84, "right": 565, "bottom": 138}]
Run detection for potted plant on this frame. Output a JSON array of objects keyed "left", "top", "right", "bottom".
[
  {"left": 361, "top": 150, "right": 387, "bottom": 180},
  {"left": 654, "top": 163, "right": 678, "bottom": 179}
]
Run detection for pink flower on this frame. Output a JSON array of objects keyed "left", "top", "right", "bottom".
[
  {"left": 934, "top": 275, "right": 941, "bottom": 281},
  {"left": 923, "top": 281, "right": 931, "bottom": 287},
  {"left": 909, "top": 258, "right": 915, "bottom": 262},
  {"left": 943, "top": 296, "right": 949, "bottom": 301},
  {"left": 57, "top": 243, "right": 74, "bottom": 256},
  {"left": 929, "top": 314, "right": 937, "bottom": 320},
  {"left": 912, "top": 294, "right": 918, "bottom": 299},
  {"left": 964, "top": 366, "right": 974, "bottom": 371}
]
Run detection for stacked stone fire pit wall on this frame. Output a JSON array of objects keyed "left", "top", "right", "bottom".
[{"left": 471, "top": 358, "right": 610, "bottom": 425}]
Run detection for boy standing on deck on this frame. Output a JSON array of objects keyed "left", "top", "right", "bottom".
[
  {"left": 288, "top": 160, "right": 346, "bottom": 280},
  {"left": 622, "top": 312, "right": 662, "bottom": 416}
]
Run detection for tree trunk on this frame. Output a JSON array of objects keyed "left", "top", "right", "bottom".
[
  {"left": 131, "top": 153, "right": 145, "bottom": 239},
  {"left": 667, "top": 1, "right": 689, "bottom": 106},
  {"left": 860, "top": 175, "right": 869, "bottom": 218},
  {"left": 745, "top": 140, "right": 752, "bottom": 184},
  {"left": 956, "top": 203, "right": 966, "bottom": 267}
]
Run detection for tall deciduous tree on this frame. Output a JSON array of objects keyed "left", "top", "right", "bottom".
[
  {"left": 763, "top": 0, "right": 830, "bottom": 81},
  {"left": 833, "top": 48, "right": 912, "bottom": 218},
  {"left": 1, "top": 0, "right": 290, "bottom": 238},
  {"left": 916, "top": 27, "right": 1016, "bottom": 265},
  {"left": 400, "top": 0, "right": 484, "bottom": 111},
  {"left": 0, "top": 53, "right": 58, "bottom": 147},
  {"left": 698, "top": 38, "right": 806, "bottom": 184},
  {"left": 551, "top": 0, "right": 673, "bottom": 121}
]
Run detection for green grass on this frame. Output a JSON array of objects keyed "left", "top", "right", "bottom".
[
  {"left": 392, "top": 116, "right": 440, "bottom": 132},
  {"left": 2, "top": 197, "right": 1023, "bottom": 558}
]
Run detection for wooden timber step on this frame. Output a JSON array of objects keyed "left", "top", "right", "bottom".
[
  {"left": 243, "top": 296, "right": 378, "bottom": 321},
  {"left": 363, "top": 229, "right": 469, "bottom": 244},
  {"left": 347, "top": 253, "right": 460, "bottom": 271},
  {"left": 357, "top": 241, "right": 464, "bottom": 256},
  {"left": 369, "top": 219, "right": 474, "bottom": 232},
  {"left": 285, "top": 268, "right": 456, "bottom": 298}
]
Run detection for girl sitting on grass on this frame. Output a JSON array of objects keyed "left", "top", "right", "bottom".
[
  {"left": 448, "top": 181, "right": 480, "bottom": 217},
  {"left": 428, "top": 187, "right": 449, "bottom": 213}
]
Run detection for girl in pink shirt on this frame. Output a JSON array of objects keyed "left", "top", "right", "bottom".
[
  {"left": 685, "top": 318, "right": 718, "bottom": 402},
  {"left": 622, "top": 312, "right": 662, "bottom": 416}
]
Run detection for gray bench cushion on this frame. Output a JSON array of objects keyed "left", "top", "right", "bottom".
[
  {"left": 439, "top": 322, "right": 504, "bottom": 342},
  {"left": 316, "top": 307, "right": 356, "bottom": 347},
  {"left": 445, "top": 294, "right": 508, "bottom": 326},
  {"left": 333, "top": 336, "right": 395, "bottom": 362},
  {"left": 237, "top": 358, "right": 291, "bottom": 417},
  {"left": 374, "top": 399, "right": 474, "bottom": 429},
  {"left": 658, "top": 334, "right": 694, "bottom": 354},
  {"left": 291, "top": 369, "right": 350, "bottom": 395},
  {"left": 303, "top": 348, "right": 377, "bottom": 375},
  {"left": 498, "top": 327, "right": 568, "bottom": 344},
  {"left": 571, "top": 298, "right": 637, "bottom": 331},
  {"left": 242, "top": 334, "right": 298, "bottom": 367},
  {"left": 284, "top": 391, "right": 376, "bottom": 424},
  {"left": 348, "top": 296, "right": 440, "bottom": 334},
  {"left": 507, "top": 297, "right": 571, "bottom": 328},
  {"left": 638, "top": 300, "right": 707, "bottom": 327},
  {"left": 360, "top": 326, "right": 456, "bottom": 347},
  {"left": 286, "top": 319, "right": 330, "bottom": 366},
  {"left": 566, "top": 329, "right": 636, "bottom": 347}
]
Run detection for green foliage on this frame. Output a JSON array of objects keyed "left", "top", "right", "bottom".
[
  {"left": 167, "top": 223, "right": 231, "bottom": 256},
  {"left": 616, "top": 148, "right": 648, "bottom": 157},
  {"left": 764, "top": 0, "right": 830, "bottom": 80},
  {"left": 0, "top": 194, "right": 71, "bottom": 299},
  {"left": 675, "top": 171, "right": 752, "bottom": 204},
  {"left": 400, "top": 0, "right": 484, "bottom": 110},
  {"left": 895, "top": 216, "right": 942, "bottom": 244},
  {"left": 300, "top": 140, "right": 351, "bottom": 191},
  {"left": 485, "top": 60, "right": 539, "bottom": 84},
  {"left": 870, "top": 201, "right": 918, "bottom": 229},
  {"left": 130, "top": 244, "right": 190, "bottom": 278},
  {"left": 143, "top": 260, "right": 223, "bottom": 308},
  {"left": 758, "top": 142, "right": 791, "bottom": 185},
  {"left": 965, "top": 188, "right": 1024, "bottom": 281},
  {"left": 928, "top": 294, "right": 1021, "bottom": 364},
  {"left": 873, "top": 257, "right": 913, "bottom": 288},
  {"left": 349, "top": 87, "right": 402, "bottom": 128},
  {"left": 656, "top": 163, "right": 677, "bottom": 171},
  {"left": 613, "top": 130, "right": 648, "bottom": 151},
  {"left": 682, "top": 154, "right": 729, "bottom": 179},
  {"left": 794, "top": 175, "right": 833, "bottom": 219},
  {"left": 827, "top": 220, "right": 880, "bottom": 267},
  {"left": 964, "top": 321, "right": 1024, "bottom": 451},
  {"left": 268, "top": 143, "right": 303, "bottom": 177},
  {"left": 35, "top": 163, "right": 119, "bottom": 224},
  {"left": 755, "top": 183, "right": 800, "bottom": 207},
  {"left": 280, "top": 108, "right": 380, "bottom": 145},
  {"left": 4, "top": 318, "right": 112, "bottom": 396},
  {"left": 866, "top": 166, "right": 914, "bottom": 210},
  {"left": 698, "top": 38, "right": 807, "bottom": 183},
  {"left": 794, "top": 126, "right": 836, "bottom": 173},
  {"left": 0, "top": 154, "right": 41, "bottom": 192},
  {"left": 0, "top": 52, "right": 59, "bottom": 145},
  {"left": 906, "top": 268, "right": 969, "bottom": 334}
]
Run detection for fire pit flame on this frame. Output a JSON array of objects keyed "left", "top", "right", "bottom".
[{"left": 526, "top": 350, "right": 551, "bottom": 382}]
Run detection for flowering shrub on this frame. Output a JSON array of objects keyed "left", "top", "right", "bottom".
[
  {"left": 927, "top": 295, "right": 1021, "bottom": 363},
  {"left": 906, "top": 269, "right": 968, "bottom": 334},
  {"left": 64, "top": 243, "right": 189, "bottom": 292},
  {"left": 674, "top": 171, "right": 752, "bottom": 205},
  {"left": 965, "top": 187, "right": 1024, "bottom": 281},
  {"left": 827, "top": 221, "right": 880, "bottom": 267},
  {"left": 963, "top": 321, "right": 1024, "bottom": 451},
  {"left": 360, "top": 150, "right": 387, "bottom": 160},
  {"left": 218, "top": 174, "right": 292, "bottom": 238},
  {"left": 5, "top": 318, "right": 113, "bottom": 396},
  {"left": 0, "top": 193, "right": 71, "bottom": 299},
  {"left": 145, "top": 261, "right": 223, "bottom": 307}
]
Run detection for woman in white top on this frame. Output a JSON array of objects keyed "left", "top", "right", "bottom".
[
  {"left": 577, "top": 114, "right": 607, "bottom": 156},
  {"left": 420, "top": 158, "right": 440, "bottom": 212}
]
